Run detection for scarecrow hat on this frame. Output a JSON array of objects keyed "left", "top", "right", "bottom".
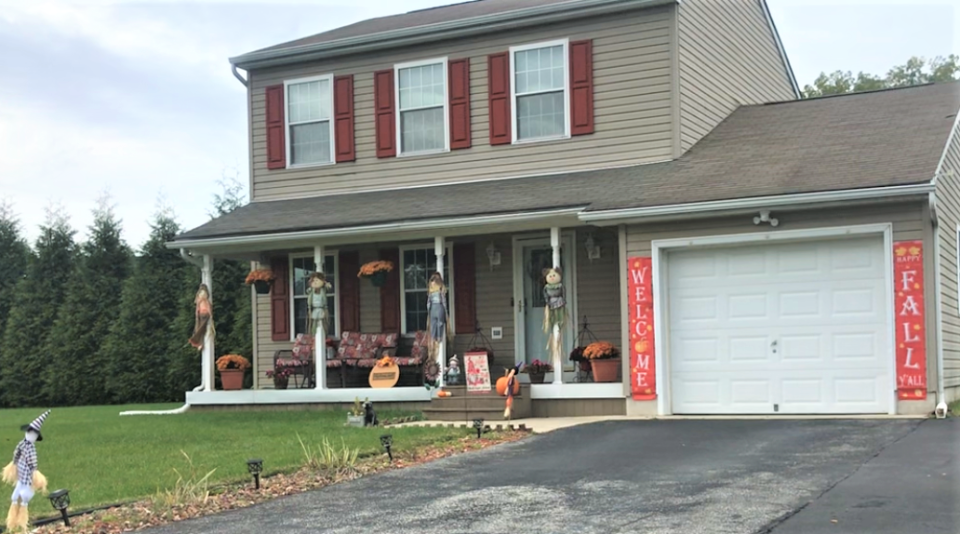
[{"left": 20, "top": 410, "right": 49, "bottom": 442}]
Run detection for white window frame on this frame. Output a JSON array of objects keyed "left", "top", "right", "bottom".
[
  {"left": 284, "top": 74, "right": 336, "bottom": 169},
  {"left": 509, "top": 38, "right": 571, "bottom": 145},
  {"left": 394, "top": 57, "right": 450, "bottom": 157},
  {"left": 289, "top": 251, "right": 340, "bottom": 341},
  {"left": 399, "top": 243, "right": 455, "bottom": 335}
]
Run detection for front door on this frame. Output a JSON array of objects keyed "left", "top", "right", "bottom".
[{"left": 515, "top": 235, "right": 576, "bottom": 372}]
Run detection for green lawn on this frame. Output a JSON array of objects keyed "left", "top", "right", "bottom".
[{"left": 0, "top": 404, "right": 464, "bottom": 511}]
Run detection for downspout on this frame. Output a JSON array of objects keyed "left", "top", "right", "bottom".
[
  {"left": 119, "top": 249, "right": 205, "bottom": 416},
  {"left": 231, "top": 65, "right": 248, "bottom": 87},
  {"left": 929, "top": 191, "right": 946, "bottom": 407}
]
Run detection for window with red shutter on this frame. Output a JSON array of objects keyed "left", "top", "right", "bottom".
[
  {"left": 448, "top": 58, "right": 471, "bottom": 150},
  {"left": 374, "top": 70, "right": 397, "bottom": 158},
  {"left": 333, "top": 75, "right": 356, "bottom": 162},
  {"left": 338, "top": 251, "right": 360, "bottom": 332},
  {"left": 569, "top": 40, "right": 595, "bottom": 136},
  {"left": 270, "top": 256, "right": 290, "bottom": 341},
  {"left": 453, "top": 243, "right": 476, "bottom": 334},
  {"left": 488, "top": 52, "right": 511, "bottom": 145},
  {"left": 265, "top": 85, "right": 286, "bottom": 169}
]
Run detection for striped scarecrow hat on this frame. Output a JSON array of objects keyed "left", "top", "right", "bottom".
[{"left": 20, "top": 410, "right": 49, "bottom": 442}]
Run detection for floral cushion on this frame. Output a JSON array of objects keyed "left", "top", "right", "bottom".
[
  {"left": 337, "top": 331, "right": 399, "bottom": 360},
  {"left": 352, "top": 358, "right": 380, "bottom": 368},
  {"left": 392, "top": 356, "right": 421, "bottom": 366},
  {"left": 325, "top": 359, "right": 343, "bottom": 368}
]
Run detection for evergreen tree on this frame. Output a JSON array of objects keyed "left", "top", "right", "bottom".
[
  {"left": 0, "top": 202, "right": 31, "bottom": 348},
  {"left": 44, "top": 198, "right": 132, "bottom": 406},
  {"left": 0, "top": 207, "right": 76, "bottom": 408},
  {"left": 102, "top": 209, "right": 186, "bottom": 403}
]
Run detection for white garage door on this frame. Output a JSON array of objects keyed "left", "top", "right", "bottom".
[{"left": 667, "top": 236, "right": 890, "bottom": 415}]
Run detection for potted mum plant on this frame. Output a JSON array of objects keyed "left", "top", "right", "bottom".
[
  {"left": 583, "top": 342, "right": 620, "bottom": 383},
  {"left": 266, "top": 361, "right": 294, "bottom": 390},
  {"left": 347, "top": 397, "right": 367, "bottom": 427},
  {"left": 357, "top": 260, "right": 394, "bottom": 287},
  {"left": 245, "top": 268, "right": 275, "bottom": 295},
  {"left": 216, "top": 354, "right": 251, "bottom": 390},
  {"left": 522, "top": 359, "right": 553, "bottom": 384}
]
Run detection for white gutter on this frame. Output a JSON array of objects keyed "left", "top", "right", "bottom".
[
  {"left": 580, "top": 183, "right": 936, "bottom": 223},
  {"left": 168, "top": 207, "right": 584, "bottom": 250},
  {"left": 229, "top": 0, "right": 674, "bottom": 69}
]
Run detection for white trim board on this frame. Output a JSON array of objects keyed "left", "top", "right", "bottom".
[
  {"left": 650, "top": 223, "right": 897, "bottom": 416},
  {"left": 186, "top": 388, "right": 431, "bottom": 405}
]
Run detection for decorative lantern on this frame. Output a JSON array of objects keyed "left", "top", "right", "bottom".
[
  {"left": 473, "top": 418, "right": 485, "bottom": 439},
  {"left": 48, "top": 489, "right": 70, "bottom": 527},
  {"left": 246, "top": 458, "right": 264, "bottom": 490},
  {"left": 380, "top": 434, "right": 394, "bottom": 462}
]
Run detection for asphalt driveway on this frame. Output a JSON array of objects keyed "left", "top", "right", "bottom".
[{"left": 145, "top": 419, "right": 958, "bottom": 534}]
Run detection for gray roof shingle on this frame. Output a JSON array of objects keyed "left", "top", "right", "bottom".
[{"left": 176, "top": 81, "right": 960, "bottom": 242}]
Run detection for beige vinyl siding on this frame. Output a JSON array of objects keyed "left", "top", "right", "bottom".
[
  {"left": 625, "top": 202, "right": 939, "bottom": 408},
  {"left": 248, "top": 7, "right": 675, "bottom": 201},
  {"left": 676, "top": 0, "right": 796, "bottom": 152},
  {"left": 936, "top": 123, "right": 960, "bottom": 401}
]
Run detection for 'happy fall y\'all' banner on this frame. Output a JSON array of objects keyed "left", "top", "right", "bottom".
[
  {"left": 894, "top": 241, "right": 927, "bottom": 400},
  {"left": 628, "top": 257, "right": 656, "bottom": 400}
]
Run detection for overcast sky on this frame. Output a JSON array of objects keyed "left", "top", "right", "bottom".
[{"left": 0, "top": 0, "right": 957, "bottom": 249}]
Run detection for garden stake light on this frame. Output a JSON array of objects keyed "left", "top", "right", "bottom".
[
  {"left": 473, "top": 418, "right": 484, "bottom": 439},
  {"left": 48, "top": 489, "right": 70, "bottom": 527},
  {"left": 379, "top": 435, "right": 393, "bottom": 462},
  {"left": 246, "top": 459, "right": 263, "bottom": 490}
]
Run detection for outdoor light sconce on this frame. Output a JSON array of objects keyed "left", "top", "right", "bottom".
[
  {"left": 584, "top": 233, "right": 601, "bottom": 262},
  {"left": 49, "top": 489, "right": 70, "bottom": 527},
  {"left": 485, "top": 243, "right": 501, "bottom": 271},
  {"left": 753, "top": 210, "right": 779, "bottom": 227},
  {"left": 380, "top": 434, "right": 394, "bottom": 462},
  {"left": 246, "top": 458, "right": 264, "bottom": 490},
  {"left": 473, "top": 418, "right": 485, "bottom": 439}
]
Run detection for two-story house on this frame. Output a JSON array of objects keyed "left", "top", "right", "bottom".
[{"left": 171, "top": 0, "right": 960, "bottom": 418}]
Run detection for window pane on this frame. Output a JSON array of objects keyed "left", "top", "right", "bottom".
[
  {"left": 400, "top": 108, "right": 445, "bottom": 153},
  {"left": 290, "top": 121, "right": 331, "bottom": 165},
  {"left": 514, "top": 45, "right": 564, "bottom": 94},
  {"left": 403, "top": 248, "right": 451, "bottom": 334},
  {"left": 327, "top": 295, "right": 337, "bottom": 336},
  {"left": 292, "top": 257, "right": 315, "bottom": 296},
  {"left": 292, "top": 255, "right": 337, "bottom": 337},
  {"left": 294, "top": 298, "right": 308, "bottom": 337},
  {"left": 406, "top": 290, "right": 428, "bottom": 333},
  {"left": 398, "top": 63, "right": 445, "bottom": 109},
  {"left": 517, "top": 92, "right": 565, "bottom": 140},
  {"left": 288, "top": 79, "right": 331, "bottom": 123},
  {"left": 323, "top": 255, "right": 336, "bottom": 293}
]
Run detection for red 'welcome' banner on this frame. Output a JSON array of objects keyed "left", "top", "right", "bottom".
[
  {"left": 628, "top": 257, "right": 656, "bottom": 400},
  {"left": 894, "top": 241, "right": 927, "bottom": 400}
]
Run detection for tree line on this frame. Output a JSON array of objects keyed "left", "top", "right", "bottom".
[
  {"left": 803, "top": 55, "right": 959, "bottom": 98},
  {"left": 0, "top": 179, "right": 252, "bottom": 408}
]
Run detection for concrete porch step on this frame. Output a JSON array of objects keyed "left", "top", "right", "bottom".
[{"left": 422, "top": 406, "right": 529, "bottom": 421}]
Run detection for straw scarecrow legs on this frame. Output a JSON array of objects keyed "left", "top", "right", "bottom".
[{"left": 3, "top": 410, "right": 50, "bottom": 532}]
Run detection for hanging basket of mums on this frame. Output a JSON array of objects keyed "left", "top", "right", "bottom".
[
  {"left": 245, "top": 268, "right": 275, "bottom": 295},
  {"left": 358, "top": 261, "right": 394, "bottom": 287}
]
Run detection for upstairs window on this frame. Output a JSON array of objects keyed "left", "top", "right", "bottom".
[
  {"left": 396, "top": 59, "right": 448, "bottom": 155},
  {"left": 285, "top": 75, "right": 334, "bottom": 166},
  {"left": 511, "top": 40, "right": 569, "bottom": 142}
]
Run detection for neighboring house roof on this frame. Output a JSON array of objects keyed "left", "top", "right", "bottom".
[{"left": 175, "top": 81, "right": 960, "bottom": 243}]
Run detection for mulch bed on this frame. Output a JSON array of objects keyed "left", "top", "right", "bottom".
[{"left": 32, "top": 431, "right": 528, "bottom": 534}]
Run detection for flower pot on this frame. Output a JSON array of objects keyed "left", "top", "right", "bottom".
[
  {"left": 368, "top": 271, "right": 388, "bottom": 287},
  {"left": 220, "top": 369, "right": 245, "bottom": 390},
  {"left": 274, "top": 377, "right": 289, "bottom": 390},
  {"left": 590, "top": 358, "right": 621, "bottom": 382},
  {"left": 528, "top": 371, "right": 546, "bottom": 384},
  {"left": 253, "top": 280, "right": 271, "bottom": 295},
  {"left": 346, "top": 414, "right": 365, "bottom": 428}
]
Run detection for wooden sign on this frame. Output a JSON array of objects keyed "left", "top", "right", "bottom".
[
  {"left": 894, "top": 241, "right": 927, "bottom": 400},
  {"left": 464, "top": 352, "right": 492, "bottom": 393},
  {"left": 368, "top": 364, "right": 400, "bottom": 388},
  {"left": 628, "top": 257, "right": 657, "bottom": 400}
]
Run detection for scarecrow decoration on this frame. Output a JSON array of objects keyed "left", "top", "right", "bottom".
[
  {"left": 542, "top": 267, "right": 567, "bottom": 374},
  {"left": 306, "top": 271, "right": 332, "bottom": 336},
  {"left": 188, "top": 283, "right": 214, "bottom": 350},
  {"left": 425, "top": 272, "right": 453, "bottom": 389},
  {"left": 502, "top": 363, "right": 523, "bottom": 420},
  {"left": 3, "top": 411, "right": 49, "bottom": 532}
]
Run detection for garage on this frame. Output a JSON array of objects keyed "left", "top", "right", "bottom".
[{"left": 666, "top": 236, "right": 891, "bottom": 415}]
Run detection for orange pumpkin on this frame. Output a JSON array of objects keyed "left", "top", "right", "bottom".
[{"left": 496, "top": 371, "right": 520, "bottom": 397}]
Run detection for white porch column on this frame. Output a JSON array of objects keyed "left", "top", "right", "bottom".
[
  {"left": 550, "top": 228, "right": 562, "bottom": 384},
  {"left": 435, "top": 236, "right": 446, "bottom": 390},
  {"left": 201, "top": 255, "right": 215, "bottom": 392},
  {"left": 314, "top": 245, "right": 326, "bottom": 390}
]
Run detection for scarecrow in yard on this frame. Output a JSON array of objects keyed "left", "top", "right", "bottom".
[
  {"left": 188, "top": 283, "right": 214, "bottom": 350},
  {"left": 503, "top": 362, "right": 523, "bottom": 420},
  {"left": 3, "top": 411, "right": 49, "bottom": 532},
  {"left": 425, "top": 272, "right": 453, "bottom": 389},
  {"left": 542, "top": 267, "right": 567, "bottom": 373},
  {"left": 306, "top": 271, "right": 333, "bottom": 336}
]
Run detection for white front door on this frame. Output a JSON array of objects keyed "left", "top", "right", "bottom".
[
  {"left": 666, "top": 236, "right": 890, "bottom": 415},
  {"left": 515, "top": 235, "right": 576, "bottom": 372}
]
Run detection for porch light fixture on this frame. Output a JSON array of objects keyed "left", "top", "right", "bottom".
[
  {"left": 485, "top": 243, "right": 501, "bottom": 271},
  {"left": 48, "top": 489, "right": 70, "bottom": 527},
  {"left": 472, "top": 418, "right": 484, "bottom": 439},
  {"left": 380, "top": 434, "right": 394, "bottom": 461},
  {"left": 584, "top": 233, "right": 601, "bottom": 262},
  {"left": 246, "top": 458, "right": 264, "bottom": 490}
]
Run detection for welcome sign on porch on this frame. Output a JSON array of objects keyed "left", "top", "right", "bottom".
[
  {"left": 464, "top": 352, "right": 492, "bottom": 393},
  {"left": 628, "top": 257, "right": 657, "bottom": 400},
  {"left": 894, "top": 241, "right": 927, "bottom": 400}
]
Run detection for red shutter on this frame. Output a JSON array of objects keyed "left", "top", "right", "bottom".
[
  {"left": 265, "top": 85, "right": 286, "bottom": 169},
  {"left": 488, "top": 52, "right": 512, "bottom": 145},
  {"left": 448, "top": 58, "right": 472, "bottom": 150},
  {"left": 453, "top": 243, "right": 477, "bottom": 335},
  {"left": 334, "top": 75, "right": 356, "bottom": 163},
  {"left": 379, "top": 248, "right": 401, "bottom": 332},
  {"left": 569, "top": 39, "right": 595, "bottom": 136},
  {"left": 338, "top": 251, "right": 360, "bottom": 333},
  {"left": 374, "top": 70, "right": 396, "bottom": 158},
  {"left": 270, "top": 257, "right": 290, "bottom": 341}
]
